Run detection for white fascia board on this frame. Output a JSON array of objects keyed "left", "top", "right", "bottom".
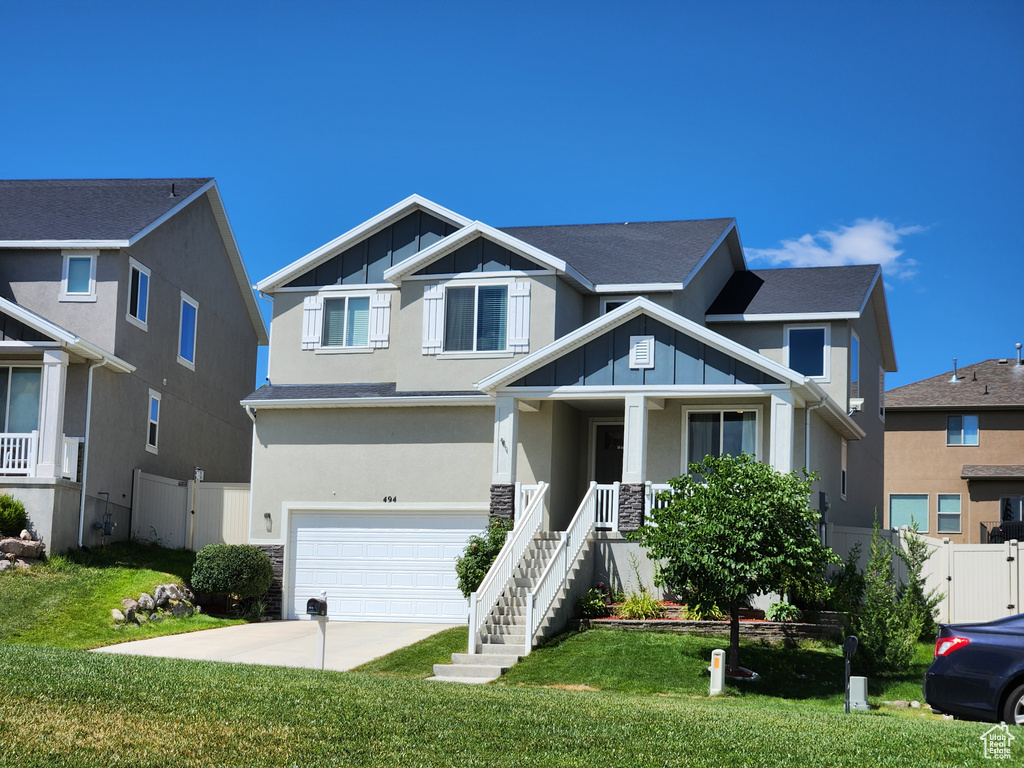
[
  {"left": 863, "top": 267, "right": 898, "bottom": 372},
  {"left": 0, "top": 296, "right": 134, "bottom": 372},
  {"left": 0, "top": 239, "right": 129, "bottom": 249},
  {"left": 497, "top": 384, "right": 791, "bottom": 399},
  {"left": 257, "top": 195, "right": 472, "bottom": 293},
  {"left": 594, "top": 283, "right": 683, "bottom": 293},
  {"left": 125, "top": 180, "right": 215, "bottom": 247},
  {"left": 201, "top": 183, "right": 270, "bottom": 345},
  {"left": 681, "top": 219, "right": 737, "bottom": 289},
  {"left": 475, "top": 296, "right": 804, "bottom": 392},
  {"left": 383, "top": 221, "right": 595, "bottom": 291},
  {"left": 706, "top": 311, "right": 861, "bottom": 323},
  {"left": 242, "top": 395, "right": 493, "bottom": 409},
  {"left": 798, "top": 379, "right": 866, "bottom": 440}
]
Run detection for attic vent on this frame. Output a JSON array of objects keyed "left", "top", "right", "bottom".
[
  {"left": 629, "top": 336, "right": 655, "bottom": 369},
  {"left": 998, "top": 359, "right": 1009, "bottom": 365}
]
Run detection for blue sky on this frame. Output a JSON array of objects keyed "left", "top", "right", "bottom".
[{"left": 2, "top": 2, "right": 1021, "bottom": 388}]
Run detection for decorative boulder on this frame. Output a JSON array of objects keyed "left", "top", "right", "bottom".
[
  {"left": 125, "top": 608, "right": 137, "bottom": 624},
  {"left": 0, "top": 560, "right": 11, "bottom": 572},
  {"left": 170, "top": 601, "right": 193, "bottom": 618},
  {"left": 111, "top": 609, "right": 125, "bottom": 622},
  {"left": 154, "top": 585, "right": 171, "bottom": 607},
  {"left": 0, "top": 538, "right": 44, "bottom": 559},
  {"left": 19, "top": 530, "right": 30, "bottom": 541},
  {"left": 166, "top": 584, "right": 181, "bottom": 601},
  {"left": 13, "top": 558, "right": 39, "bottom": 569},
  {"left": 122, "top": 598, "right": 139, "bottom": 612},
  {"left": 138, "top": 593, "right": 155, "bottom": 611}
]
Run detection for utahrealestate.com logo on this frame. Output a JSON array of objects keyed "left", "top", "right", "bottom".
[{"left": 980, "top": 724, "right": 1015, "bottom": 760}]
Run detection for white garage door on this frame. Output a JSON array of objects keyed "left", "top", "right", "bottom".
[{"left": 288, "top": 511, "right": 486, "bottom": 622}]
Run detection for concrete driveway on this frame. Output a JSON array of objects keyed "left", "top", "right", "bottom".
[{"left": 93, "top": 619, "right": 459, "bottom": 672}]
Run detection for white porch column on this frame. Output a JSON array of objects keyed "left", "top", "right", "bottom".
[
  {"left": 769, "top": 391, "right": 794, "bottom": 474},
  {"left": 622, "top": 395, "right": 649, "bottom": 484},
  {"left": 35, "top": 349, "right": 69, "bottom": 479},
  {"left": 492, "top": 395, "right": 518, "bottom": 484}
]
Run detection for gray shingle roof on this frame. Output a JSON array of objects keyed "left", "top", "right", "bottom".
[
  {"left": 886, "top": 359, "right": 1024, "bottom": 408},
  {"left": 961, "top": 465, "right": 1024, "bottom": 479},
  {"left": 500, "top": 219, "right": 734, "bottom": 285},
  {"left": 706, "top": 265, "right": 880, "bottom": 316},
  {"left": 0, "top": 178, "right": 212, "bottom": 241},
  {"left": 243, "top": 383, "right": 485, "bottom": 402}
]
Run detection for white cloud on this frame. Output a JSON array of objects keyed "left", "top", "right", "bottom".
[{"left": 747, "top": 218, "right": 925, "bottom": 280}]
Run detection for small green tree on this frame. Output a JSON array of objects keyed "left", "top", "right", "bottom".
[
  {"left": 897, "top": 527, "right": 943, "bottom": 641},
  {"left": 856, "top": 521, "right": 923, "bottom": 676},
  {"left": 455, "top": 518, "right": 513, "bottom": 598},
  {"left": 635, "top": 453, "right": 839, "bottom": 672}
]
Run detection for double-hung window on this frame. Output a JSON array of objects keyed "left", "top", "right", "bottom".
[
  {"left": 177, "top": 292, "right": 198, "bottom": 370},
  {"left": 937, "top": 494, "right": 961, "bottom": 533},
  {"left": 947, "top": 414, "right": 978, "bottom": 446},
  {"left": 322, "top": 296, "right": 370, "bottom": 348},
  {"left": 60, "top": 251, "right": 97, "bottom": 302},
  {"left": 686, "top": 410, "right": 758, "bottom": 468},
  {"left": 889, "top": 494, "right": 928, "bottom": 532},
  {"left": 785, "top": 324, "right": 830, "bottom": 380},
  {"left": 127, "top": 258, "right": 150, "bottom": 330},
  {"left": 444, "top": 285, "right": 508, "bottom": 353},
  {"left": 146, "top": 390, "right": 160, "bottom": 454},
  {"left": 0, "top": 367, "right": 42, "bottom": 433}
]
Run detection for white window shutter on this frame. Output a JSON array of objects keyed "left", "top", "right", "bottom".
[
  {"left": 507, "top": 282, "right": 531, "bottom": 354},
  {"left": 629, "top": 335, "right": 655, "bottom": 369},
  {"left": 369, "top": 293, "right": 391, "bottom": 349},
  {"left": 422, "top": 284, "right": 444, "bottom": 355},
  {"left": 301, "top": 295, "right": 324, "bottom": 350}
]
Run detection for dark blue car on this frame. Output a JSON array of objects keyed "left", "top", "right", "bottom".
[{"left": 924, "top": 614, "right": 1024, "bottom": 724}]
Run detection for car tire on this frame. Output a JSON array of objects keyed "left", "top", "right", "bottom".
[{"left": 1002, "top": 684, "right": 1024, "bottom": 726}]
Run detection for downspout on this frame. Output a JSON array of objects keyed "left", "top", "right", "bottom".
[
  {"left": 805, "top": 398, "right": 828, "bottom": 474},
  {"left": 78, "top": 358, "right": 107, "bottom": 548}
]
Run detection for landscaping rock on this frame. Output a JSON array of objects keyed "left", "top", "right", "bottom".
[
  {"left": 122, "top": 598, "right": 139, "bottom": 612},
  {"left": 111, "top": 609, "right": 125, "bottom": 622},
  {"left": 13, "top": 558, "right": 40, "bottom": 569},
  {"left": 154, "top": 585, "right": 171, "bottom": 607},
  {"left": 138, "top": 593, "right": 155, "bottom": 611},
  {"left": 125, "top": 607, "right": 138, "bottom": 624},
  {"left": 179, "top": 586, "right": 195, "bottom": 602},
  {"left": 137, "top": 613, "right": 148, "bottom": 624},
  {"left": 19, "top": 530, "right": 30, "bottom": 541},
  {"left": 170, "top": 601, "right": 193, "bottom": 618},
  {"left": 166, "top": 584, "right": 181, "bottom": 601},
  {"left": 0, "top": 537, "right": 44, "bottom": 559},
  {"left": 0, "top": 560, "right": 11, "bottom": 572}
]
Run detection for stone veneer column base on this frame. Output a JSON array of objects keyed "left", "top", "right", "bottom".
[
  {"left": 255, "top": 544, "right": 284, "bottom": 618},
  {"left": 617, "top": 484, "right": 646, "bottom": 532},
  {"left": 490, "top": 484, "right": 515, "bottom": 522}
]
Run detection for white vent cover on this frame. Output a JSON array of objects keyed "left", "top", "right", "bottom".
[{"left": 629, "top": 335, "right": 655, "bottom": 369}]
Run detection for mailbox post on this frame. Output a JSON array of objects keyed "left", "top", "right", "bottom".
[{"left": 306, "top": 591, "right": 328, "bottom": 670}]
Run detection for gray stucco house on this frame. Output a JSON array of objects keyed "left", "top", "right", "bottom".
[
  {"left": 246, "top": 195, "right": 897, "bottom": 631},
  {"left": 0, "top": 178, "right": 268, "bottom": 554}
]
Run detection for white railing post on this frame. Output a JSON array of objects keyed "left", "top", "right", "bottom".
[
  {"left": 514, "top": 481, "right": 522, "bottom": 522},
  {"left": 612, "top": 481, "right": 620, "bottom": 531},
  {"left": 524, "top": 597, "right": 535, "bottom": 656},
  {"left": 467, "top": 594, "right": 477, "bottom": 654}
]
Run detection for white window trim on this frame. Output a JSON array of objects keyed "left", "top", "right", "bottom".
[
  {"left": 319, "top": 293, "right": 373, "bottom": 351},
  {"left": 600, "top": 296, "right": 633, "bottom": 314},
  {"left": 783, "top": 323, "right": 831, "bottom": 382},
  {"left": 126, "top": 257, "right": 150, "bottom": 331},
  {"left": 946, "top": 413, "right": 979, "bottom": 447},
  {"left": 888, "top": 493, "right": 929, "bottom": 533},
  {"left": 442, "top": 280, "right": 511, "bottom": 355},
  {"left": 0, "top": 364, "right": 44, "bottom": 434},
  {"left": 840, "top": 438, "right": 848, "bottom": 501},
  {"left": 177, "top": 291, "right": 199, "bottom": 371},
  {"left": 937, "top": 493, "right": 962, "bottom": 534},
  {"left": 146, "top": 389, "right": 161, "bottom": 455},
  {"left": 59, "top": 250, "right": 98, "bottom": 302},
  {"left": 680, "top": 404, "right": 764, "bottom": 474}
]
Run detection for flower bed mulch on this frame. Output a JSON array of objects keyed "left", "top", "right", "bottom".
[{"left": 579, "top": 616, "right": 844, "bottom": 643}]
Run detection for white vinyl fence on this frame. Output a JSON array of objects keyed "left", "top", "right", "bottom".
[
  {"left": 131, "top": 469, "right": 249, "bottom": 550},
  {"left": 827, "top": 523, "right": 1023, "bottom": 625}
]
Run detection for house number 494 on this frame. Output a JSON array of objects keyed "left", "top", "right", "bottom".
[{"left": 382, "top": 496, "right": 397, "bottom": 503}]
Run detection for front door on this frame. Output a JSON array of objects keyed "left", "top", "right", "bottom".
[{"left": 593, "top": 423, "right": 624, "bottom": 484}]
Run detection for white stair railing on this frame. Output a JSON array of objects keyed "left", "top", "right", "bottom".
[
  {"left": 523, "top": 482, "right": 598, "bottom": 655},
  {"left": 594, "top": 481, "right": 619, "bottom": 530},
  {"left": 0, "top": 432, "right": 37, "bottom": 476},
  {"left": 468, "top": 481, "right": 549, "bottom": 654},
  {"left": 513, "top": 482, "right": 541, "bottom": 526},
  {"left": 61, "top": 436, "right": 83, "bottom": 481},
  {"left": 645, "top": 482, "right": 671, "bottom": 516}
]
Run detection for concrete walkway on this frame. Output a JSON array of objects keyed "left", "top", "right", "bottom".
[{"left": 93, "top": 620, "right": 459, "bottom": 672}]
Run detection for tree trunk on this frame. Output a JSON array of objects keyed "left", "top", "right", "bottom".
[{"left": 729, "top": 598, "right": 740, "bottom": 672}]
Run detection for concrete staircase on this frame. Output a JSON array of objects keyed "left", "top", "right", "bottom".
[{"left": 429, "top": 532, "right": 563, "bottom": 684}]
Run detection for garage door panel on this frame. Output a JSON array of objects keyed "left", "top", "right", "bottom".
[{"left": 288, "top": 511, "right": 485, "bottom": 622}]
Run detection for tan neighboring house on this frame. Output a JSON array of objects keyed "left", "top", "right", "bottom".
[
  {"left": 0, "top": 179, "right": 268, "bottom": 554},
  {"left": 885, "top": 351, "right": 1024, "bottom": 543},
  {"left": 245, "top": 195, "right": 898, "bottom": 622}
]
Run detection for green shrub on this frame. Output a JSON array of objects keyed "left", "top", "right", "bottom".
[
  {"left": 455, "top": 518, "right": 513, "bottom": 598},
  {"left": 766, "top": 601, "right": 803, "bottom": 622},
  {"left": 619, "top": 590, "right": 665, "bottom": 620},
  {"left": 684, "top": 600, "right": 724, "bottom": 621},
  {"left": 897, "top": 529, "right": 943, "bottom": 641},
  {"left": 0, "top": 494, "right": 27, "bottom": 538},
  {"left": 190, "top": 544, "right": 273, "bottom": 600},
  {"left": 825, "top": 543, "right": 866, "bottom": 615},
  {"left": 576, "top": 588, "right": 610, "bottom": 618}
]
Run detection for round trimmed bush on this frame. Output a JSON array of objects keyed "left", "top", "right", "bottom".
[
  {"left": 191, "top": 544, "right": 273, "bottom": 600},
  {"left": 0, "top": 494, "right": 27, "bottom": 538}
]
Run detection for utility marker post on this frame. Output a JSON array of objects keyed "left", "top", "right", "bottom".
[{"left": 710, "top": 649, "right": 725, "bottom": 696}]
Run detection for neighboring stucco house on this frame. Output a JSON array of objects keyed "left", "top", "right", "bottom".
[
  {"left": 245, "top": 195, "right": 897, "bottom": 622},
  {"left": 885, "top": 351, "right": 1024, "bottom": 543},
  {"left": 0, "top": 178, "right": 268, "bottom": 553}
]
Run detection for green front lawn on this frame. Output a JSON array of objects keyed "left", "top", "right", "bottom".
[
  {"left": 0, "top": 541, "right": 241, "bottom": 648},
  {"left": 0, "top": 643, "right": 993, "bottom": 767}
]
